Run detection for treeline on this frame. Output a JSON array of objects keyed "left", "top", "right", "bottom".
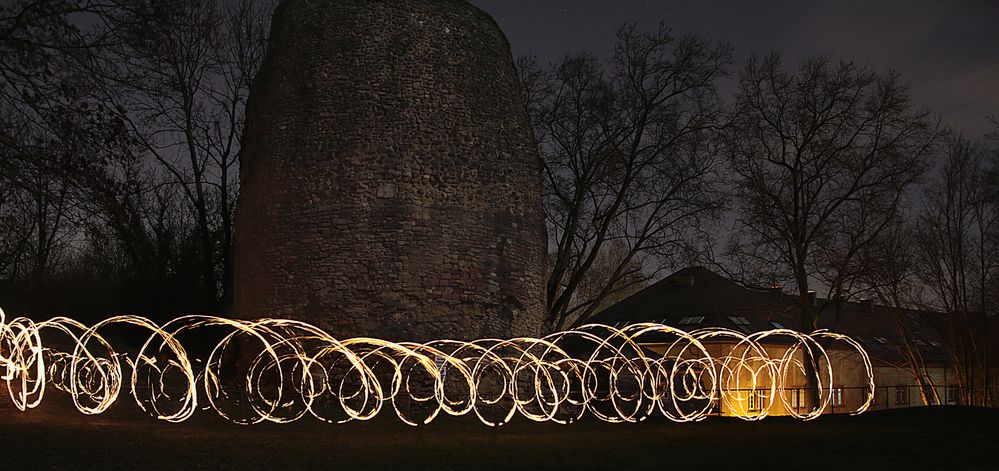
[
  {"left": 523, "top": 25, "right": 997, "bottom": 405},
  {"left": 0, "top": 3, "right": 996, "bottom": 402},
  {"left": 1, "top": 0, "right": 274, "bottom": 321}
]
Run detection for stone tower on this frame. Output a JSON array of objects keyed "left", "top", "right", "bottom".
[{"left": 232, "top": 0, "right": 548, "bottom": 341}]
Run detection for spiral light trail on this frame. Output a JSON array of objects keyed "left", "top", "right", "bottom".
[{"left": 0, "top": 307, "right": 874, "bottom": 426}]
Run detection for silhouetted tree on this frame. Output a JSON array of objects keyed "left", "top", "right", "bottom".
[
  {"left": 520, "top": 24, "right": 731, "bottom": 330},
  {"left": 0, "top": 0, "right": 274, "bottom": 319},
  {"left": 858, "top": 219, "right": 941, "bottom": 405},
  {"left": 914, "top": 134, "right": 997, "bottom": 406},
  {"left": 0, "top": 0, "right": 127, "bottom": 311},
  {"left": 92, "top": 0, "right": 272, "bottom": 308},
  {"left": 723, "top": 53, "right": 940, "bottom": 408},
  {"left": 568, "top": 240, "right": 649, "bottom": 317},
  {"left": 0, "top": 117, "right": 32, "bottom": 285}
]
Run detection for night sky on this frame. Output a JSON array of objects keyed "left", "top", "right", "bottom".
[{"left": 470, "top": 0, "right": 999, "bottom": 137}]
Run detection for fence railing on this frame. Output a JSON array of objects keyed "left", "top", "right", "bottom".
[{"left": 712, "top": 385, "right": 998, "bottom": 415}]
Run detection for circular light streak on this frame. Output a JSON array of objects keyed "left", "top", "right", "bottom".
[{"left": 0, "top": 308, "right": 874, "bottom": 425}]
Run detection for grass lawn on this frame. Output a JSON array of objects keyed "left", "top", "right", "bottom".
[{"left": 1, "top": 397, "right": 996, "bottom": 470}]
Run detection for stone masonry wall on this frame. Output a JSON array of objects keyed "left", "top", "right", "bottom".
[{"left": 232, "top": 0, "right": 549, "bottom": 341}]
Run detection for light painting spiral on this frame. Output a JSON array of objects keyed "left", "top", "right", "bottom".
[{"left": 0, "top": 307, "right": 874, "bottom": 425}]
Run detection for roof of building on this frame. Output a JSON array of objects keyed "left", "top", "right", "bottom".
[{"left": 585, "top": 266, "right": 950, "bottom": 364}]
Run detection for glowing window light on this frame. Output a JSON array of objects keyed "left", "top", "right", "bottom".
[{"left": 748, "top": 388, "right": 766, "bottom": 411}]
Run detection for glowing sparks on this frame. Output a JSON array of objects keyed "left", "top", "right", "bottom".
[{"left": 0, "top": 308, "right": 874, "bottom": 425}]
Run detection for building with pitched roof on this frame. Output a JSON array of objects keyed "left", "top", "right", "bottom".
[{"left": 587, "top": 267, "right": 960, "bottom": 416}]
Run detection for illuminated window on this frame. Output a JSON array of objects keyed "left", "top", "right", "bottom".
[
  {"left": 678, "top": 316, "right": 705, "bottom": 325},
  {"left": 831, "top": 387, "right": 843, "bottom": 407},
  {"left": 894, "top": 386, "right": 909, "bottom": 405},
  {"left": 748, "top": 389, "right": 766, "bottom": 411}
]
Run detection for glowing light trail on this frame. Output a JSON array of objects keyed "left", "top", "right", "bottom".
[{"left": 0, "top": 308, "right": 874, "bottom": 425}]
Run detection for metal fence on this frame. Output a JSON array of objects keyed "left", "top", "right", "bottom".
[
  {"left": 714, "top": 385, "right": 998, "bottom": 415},
  {"left": 866, "top": 384, "right": 998, "bottom": 410}
]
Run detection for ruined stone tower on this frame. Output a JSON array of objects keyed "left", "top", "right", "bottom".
[{"left": 232, "top": 0, "right": 548, "bottom": 340}]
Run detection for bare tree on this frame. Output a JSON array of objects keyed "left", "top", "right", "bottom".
[
  {"left": 568, "top": 240, "right": 649, "bottom": 316},
  {"left": 520, "top": 24, "right": 731, "bottom": 331},
  {"left": 91, "top": 0, "right": 272, "bottom": 308},
  {"left": 0, "top": 114, "right": 33, "bottom": 284},
  {"left": 988, "top": 117, "right": 999, "bottom": 402},
  {"left": 0, "top": 0, "right": 116, "bottom": 144},
  {"left": 723, "top": 53, "right": 940, "bottom": 407},
  {"left": 915, "top": 133, "right": 997, "bottom": 406},
  {"left": 0, "top": 0, "right": 275, "bottom": 317},
  {"left": 858, "top": 219, "right": 942, "bottom": 405},
  {"left": 1, "top": 0, "right": 133, "bottom": 309}
]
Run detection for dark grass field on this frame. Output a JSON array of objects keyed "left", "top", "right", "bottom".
[{"left": 1, "top": 396, "right": 997, "bottom": 470}]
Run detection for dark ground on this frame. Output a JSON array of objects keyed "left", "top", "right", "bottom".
[{"left": 1, "top": 395, "right": 996, "bottom": 470}]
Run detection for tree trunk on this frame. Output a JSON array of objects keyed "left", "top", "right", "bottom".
[{"left": 797, "top": 273, "right": 821, "bottom": 411}]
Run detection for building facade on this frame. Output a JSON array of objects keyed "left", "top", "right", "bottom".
[{"left": 589, "top": 267, "right": 962, "bottom": 416}]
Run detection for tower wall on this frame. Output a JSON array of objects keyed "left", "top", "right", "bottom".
[{"left": 232, "top": 0, "right": 548, "bottom": 340}]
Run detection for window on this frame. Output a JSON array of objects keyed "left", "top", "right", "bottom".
[
  {"left": 748, "top": 389, "right": 766, "bottom": 411},
  {"left": 894, "top": 386, "right": 909, "bottom": 405},
  {"left": 728, "top": 316, "right": 750, "bottom": 325},
  {"left": 789, "top": 389, "right": 801, "bottom": 410},
  {"left": 770, "top": 321, "right": 785, "bottom": 329},
  {"left": 831, "top": 387, "right": 843, "bottom": 407},
  {"left": 678, "top": 316, "right": 705, "bottom": 325},
  {"left": 875, "top": 337, "right": 888, "bottom": 344},
  {"left": 947, "top": 386, "right": 959, "bottom": 405}
]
